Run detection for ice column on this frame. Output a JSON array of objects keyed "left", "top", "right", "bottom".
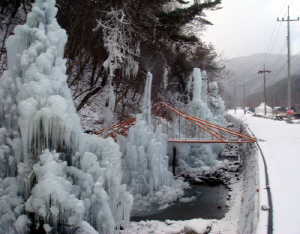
[
  {"left": 186, "top": 68, "right": 226, "bottom": 164},
  {"left": 142, "top": 72, "right": 153, "bottom": 126},
  {"left": 190, "top": 68, "right": 213, "bottom": 123},
  {"left": 0, "top": 0, "right": 133, "bottom": 233}
]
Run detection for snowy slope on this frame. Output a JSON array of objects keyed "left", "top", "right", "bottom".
[{"left": 230, "top": 110, "right": 300, "bottom": 233}]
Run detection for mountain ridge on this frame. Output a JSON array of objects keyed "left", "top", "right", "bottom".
[{"left": 221, "top": 53, "right": 300, "bottom": 108}]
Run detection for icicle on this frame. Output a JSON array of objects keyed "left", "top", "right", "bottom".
[
  {"left": 192, "top": 68, "right": 202, "bottom": 100},
  {"left": 142, "top": 72, "right": 153, "bottom": 126},
  {"left": 104, "top": 84, "right": 116, "bottom": 128},
  {"left": 163, "top": 66, "right": 169, "bottom": 90}
]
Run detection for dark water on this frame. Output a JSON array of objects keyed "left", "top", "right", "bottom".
[
  {"left": 218, "top": 155, "right": 238, "bottom": 162},
  {"left": 130, "top": 184, "right": 228, "bottom": 222}
]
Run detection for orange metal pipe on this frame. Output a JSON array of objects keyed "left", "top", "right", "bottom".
[
  {"left": 94, "top": 102, "right": 256, "bottom": 143},
  {"left": 159, "top": 108, "right": 161, "bottom": 124},
  {"left": 172, "top": 110, "right": 174, "bottom": 140}
]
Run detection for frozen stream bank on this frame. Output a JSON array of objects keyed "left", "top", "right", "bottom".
[{"left": 124, "top": 115, "right": 260, "bottom": 233}]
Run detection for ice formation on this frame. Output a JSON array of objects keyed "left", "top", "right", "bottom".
[
  {"left": 120, "top": 117, "right": 176, "bottom": 196},
  {"left": 177, "top": 68, "right": 226, "bottom": 168},
  {"left": 103, "top": 84, "right": 116, "bottom": 127},
  {"left": 142, "top": 72, "right": 153, "bottom": 126},
  {"left": 192, "top": 69, "right": 225, "bottom": 125},
  {"left": 0, "top": 0, "right": 132, "bottom": 233},
  {"left": 118, "top": 73, "right": 188, "bottom": 205}
]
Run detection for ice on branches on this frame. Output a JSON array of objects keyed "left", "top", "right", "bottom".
[
  {"left": 93, "top": 8, "right": 140, "bottom": 126},
  {"left": 94, "top": 8, "right": 139, "bottom": 79}
]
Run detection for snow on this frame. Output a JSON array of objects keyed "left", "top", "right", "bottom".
[
  {"left": 14, "top": 215, "right": 31, "bottom": 234},
  {"left": 231, "top": 110, "right": 300, "bottom": 233},
  {"left": 184, "top": 219, "right": 215, "bottom": 233}
]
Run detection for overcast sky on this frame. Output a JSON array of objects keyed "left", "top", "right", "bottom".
[{"left": 202, "top": 0, "right": 300, "bottom": 60}]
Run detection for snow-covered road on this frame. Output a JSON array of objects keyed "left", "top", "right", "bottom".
[{"left": 231, "top": 111, "right": 300, "bottom": 234}]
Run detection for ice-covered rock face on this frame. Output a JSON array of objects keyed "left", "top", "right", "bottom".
[{"left": 0, "top": 0, "right": 133, "bottom": 233}]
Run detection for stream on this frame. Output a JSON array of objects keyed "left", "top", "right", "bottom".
[{"left": 130, "top": 184, "right": 228, "bottom": 222}]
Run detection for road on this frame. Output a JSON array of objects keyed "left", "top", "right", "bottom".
[{"left": 231, "top": 111, "right": 300, "bottom": 234}]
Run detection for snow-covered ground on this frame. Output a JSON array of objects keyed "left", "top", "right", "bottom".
[{"left": 231, "top": 110, "right": 300, "bottom": 233}]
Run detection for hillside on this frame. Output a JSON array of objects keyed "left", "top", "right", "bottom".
[
  {"left": 221, "top": 53, "right": 300, "bottom": 108},
  {"left": 246, "top": 74, "right": 300, "bottom": 109}
]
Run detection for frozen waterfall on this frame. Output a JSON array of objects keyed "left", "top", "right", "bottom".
[
  {"left": 119, "top": 73, "right": 188, "bottom": 205},
  {"left": 178, "top": 68, "right": 226, "bottom": 167},
  {"left": 0, "top": 0, "right": 132, "bottom": 233}
]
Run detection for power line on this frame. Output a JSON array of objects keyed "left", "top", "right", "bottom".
[
  {"left": 265, "top": 23, "right": 283, "bottom": 65},
  {"left": 277, "top": 5, "right": 299, "bottom": 122},
  {"left": 263, "top": 22, "right": 280, "bottom": 64},
  {"left": 262, "top": 1, "right": 289, "bottom": 66},
  {"left": 267, "top": 51, "right": 300, "bottom": 88},
  {"left": 267, "top": 61, "right": 287, "bottom": 87}
]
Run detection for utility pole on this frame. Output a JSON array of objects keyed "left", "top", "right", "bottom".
[
  {"left": 277, "top": 5, "right": 299, "bottom": 123},
  {"left": 238, "top": 81, "right": 246, "bottom": 114},
  {"left": 258, "top": 64, "right": 271, "bottom": 116}
]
